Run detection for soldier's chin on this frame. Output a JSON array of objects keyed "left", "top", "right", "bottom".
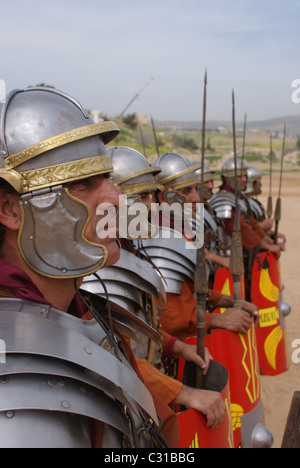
[{"left": 103, "top": 240, "right": 121, "bottom": 267}]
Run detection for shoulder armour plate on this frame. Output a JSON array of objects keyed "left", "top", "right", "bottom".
[
  {"left": 246, "top": 197, "right": 265, "bottom": 221},
  {"left": 137, "top": 228, "right": 197, "bottom": 294},
  {"left": 210, "top": 190, "right": 247, "bottom": 220},
  {"left": 0, "top": 299, "right": 161, "bottom": 448}
]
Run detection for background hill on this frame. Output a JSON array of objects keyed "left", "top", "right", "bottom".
[{"left": 108, "top": 113, "right": 300, "bottom": 176}]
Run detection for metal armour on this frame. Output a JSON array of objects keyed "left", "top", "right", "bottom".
[
  {"left": 107, "top": 146, "right": 161, "bottom": 195},
  {"left": 194, "top": 162, "right": 216, "bottom": 201},
  {"left": 154, "top": 152, "right": 200, "bottom": 203},
  {"left": 0, "top": 298, "right": 162, "bottom": 448},
  {"left": 138, "top": 228, "right": 197, "bottom": 294},
  {"left": 244, "top": 166, "right": 263, "bottom": 195},
  {"left": 107, "top": 146, "right": 160, "bottom": 239},
  {"left": 221, "top": 157, "right": 248, "bottom": 191},
  {"left": 82, "top": 249, "right": 165, "bottom": 364},
  {"left": 210, "top": 190, "right": 248, "bottom": 220},
  {"left": 246, "top": 197, "right": 265, "bottom": 222},
  {"left": 0, "top": 87, "right": 120, "bottom": 279}
]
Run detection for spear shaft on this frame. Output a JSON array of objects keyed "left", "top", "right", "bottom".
[
  {"left": 274, "top": 123, "right": 286, "bottom": 244},
  {"left": 195, "top": 70, "right": 208, "bottom": 389},
  {"left": 150, "top": 115, "right": 160, "bottom": 157},
  {"left": 230, "top": 91, "right": 244, "bottom": 308},
  {"left": 267, "top": 132, "right": 273, "bottom": 219}
]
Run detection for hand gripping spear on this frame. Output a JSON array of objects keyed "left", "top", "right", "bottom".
[
  {"left": 195, "top": 70, "right": 208, "bottom": 389},
  {"left": 273, "top": 123, "right": 286, "bottom": 245},
  {"left": 230, "top": 91, "right": 244, "bottom": 308}
]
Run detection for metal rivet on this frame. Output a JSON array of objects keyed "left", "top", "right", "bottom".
[
  {"left": 84, "top": 347, "right": 92, "bottom": 355},
  {"left": 61, "top": 401, "right": 70, "bottom": 409},
  {"left": 0, "top": 377, "right": 8, "bottom": 384},
  {"left": 5, "top": 411, "right": 14, "bottom": 419},
  {"left": 47, "top": 379, "right": 65, "bottom": 388}
]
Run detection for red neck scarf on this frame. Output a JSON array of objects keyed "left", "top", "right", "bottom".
[{"left": 0, "top": 258, "right": 86, "bottom": 318}]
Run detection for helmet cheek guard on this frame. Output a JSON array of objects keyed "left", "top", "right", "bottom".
[
  {"left": 19, "top": 186, "right": 108, "bottom": 279},
  {"left": 0, "top": 87, "right": 119, "bottom": 278}
]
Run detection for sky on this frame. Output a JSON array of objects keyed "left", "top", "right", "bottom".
[{"left": 1, "top": 0, "right": 300, "bottom": 122}]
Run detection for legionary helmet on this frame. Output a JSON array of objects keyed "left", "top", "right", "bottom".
[
  {"left": 107, "top": 146, "right": 161, "bottom": 239},
  {"left": 107, "top": 146, "right": 161, "bottom": 196},
  {"left": 221, "top": 157, "right": 248, "bottom": 191},
  {"left": 0, "top": 87, "right": 119, "bottom": 279},
  {"left": 194, "top": 162, "right": 215, "bottom": 200},
  {"left": 154, "top": 152, "right": 200, "bottom": 205},
  {"left": 244, "top": 166, "right": 263, "bottom": 195}
]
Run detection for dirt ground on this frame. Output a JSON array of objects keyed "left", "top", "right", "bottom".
[{"left": 258, "top": 172, "right": 300, "bottom": 448}]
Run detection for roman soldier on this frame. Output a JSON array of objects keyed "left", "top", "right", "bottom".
[
  {"left": 243, "top": 166, "right": 290, "bottom": 376},
  {"left": 82, "top": 146, "right": 227, "bottom": 434},
  {"left": 0, "top": 87, "right": 177, "bottom": 448},
  {"left": 142, "top": 152, "right": 272, "bottom": 447}
]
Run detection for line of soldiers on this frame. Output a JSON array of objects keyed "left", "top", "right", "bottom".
[{"left": 0, "top": 86, "right": 288, "bottom": 448}]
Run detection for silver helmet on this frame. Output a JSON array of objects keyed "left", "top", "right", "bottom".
[
  {"left": 244, "top": 166, "right": 263, "bottom": 195},
  {"left": 221, "top": 157, "right": 248, "bottom": 191},
  {"left": 107, "top": 146, "right": 161, "bottom": 196},
  {"left": 107, "top": 146, "right": 161, "bottom": 239},
  {"left": 0, "top": 87, "right": 120, "bottom": 279},
  {"left": 194, "top": 162, "right": 215, "bottom": 200},
  {"left": 154, "top": 152, "right": 200, "bottom": 205},
  {"left": 195, "top": 162, "right": 215, "bottom": 182}
]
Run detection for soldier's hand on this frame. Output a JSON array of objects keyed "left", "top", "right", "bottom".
[
  {"left": 211, "top": 308, "right": 253, "bottom": 335},
  {"left": 241, "top": 300, "right": 259, "bottom": 326},
  {"left": 175, "top": 386, "right": 226, "bottom": 429},
  {"left": 172, "top": 340, "right": 212, "bottom": 375}
]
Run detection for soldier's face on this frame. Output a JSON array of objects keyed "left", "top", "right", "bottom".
[
  {"left": 204, "top": 180, "right": 214, "bottom": 198},
  {"left": 178, "top": 184, "right": 201, "bottom": 217},
  {"left": 67, "top": 175, "right": 121, "bottom": 266},
  {"left": 238, "top": 175, "right": 247, "bottom": 191}
]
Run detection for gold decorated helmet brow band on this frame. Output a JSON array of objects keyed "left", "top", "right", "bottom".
[
  {"left": 4, "top": 122, "right": 119, "bottom": 170},
  {"left": 159, "top": 163, "right": 201, "bottom": 186},
  {"left": 113, "top": 166, "right": 161, "bottom": 186},
  {"left": 163, "top": 175, "right": 201, "bottom": 192},
  {"left": 0, "top": 155, "right": 113, "bottom": 194}
]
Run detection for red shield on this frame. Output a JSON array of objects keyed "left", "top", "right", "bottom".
[
  {"left": 251, "top": 251, "right": 288, "bottom": 376},
  {"left": 211, "top": 267, "right": 264, "bottom": 448},
  {"left": 177, "top": 357, "right": 233, "bottom": 448}
]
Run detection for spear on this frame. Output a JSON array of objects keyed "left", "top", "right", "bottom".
[
  {"left": 118, "top": 80, "right": 152, "bottom": 118},
  {"left": 274, "top": 123, "right": 286, "bottom": 244},
  {"left": 230, "top": 91, "right": 244, "bottom": 308},
  {"left": 195, "top": 70, "right": 208, "bottom": 389},
  {"left": 139, "top": 124, "right": 147, "bottom": 159},
  {"left": 240, "top": 113, "right": 247, "bottom": 176},
  {"left": 150, "top": 115, "right": 160, "bottom": 157},
  {"left": 267, "top": 132, "right": 273, "bottom": 219}
]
